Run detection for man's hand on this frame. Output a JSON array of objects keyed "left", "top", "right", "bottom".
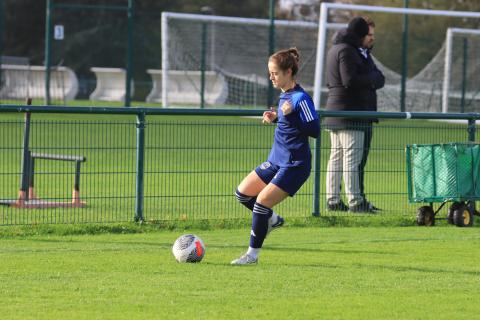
[
  {"left": 281, "top": 100, "right": 293, "bottom": 116},
  {"left": 262, "top": 107, "right": 277, "bottom": 124}
]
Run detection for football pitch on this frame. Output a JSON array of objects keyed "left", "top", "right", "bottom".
[{"left": 0, "top": 226, "right": 479, "bottom": 319}]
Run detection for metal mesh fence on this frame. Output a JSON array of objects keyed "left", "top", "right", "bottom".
[{"left": 0, "top": 108, "right": 476, "bottom": 225}]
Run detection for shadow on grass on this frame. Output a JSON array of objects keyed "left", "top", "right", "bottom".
[{"left": 349, "top": 262, "right": 480, "bottom": 276}]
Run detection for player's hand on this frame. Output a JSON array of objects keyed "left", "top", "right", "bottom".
[
  {"left": 262, "top": 107, "right": 277, "bottom": 124},
  {"left": 281, "top": 100, "right": 293, "bottom": 115}
]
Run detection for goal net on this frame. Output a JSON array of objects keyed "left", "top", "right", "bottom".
[
  {"left": 314, "top": 3, "right": 480, "bottom": 113},
  {"left": 161, "top": 12, "right": 318, "bottom": 108},
  {"left": 442, "top": 28, "right": 480, "bottom": 113},
  {"left": 162, "top": 5, "right": 480, "bottom": 112}
]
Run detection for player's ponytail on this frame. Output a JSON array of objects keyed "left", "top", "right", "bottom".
[
  {"left": 269, "top": 47, "right": 300, "bottom": 76},
  {"left": 287, "top": 47, "right": 300, "bottom": 65}
]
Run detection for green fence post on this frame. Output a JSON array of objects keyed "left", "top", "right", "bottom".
[
  {"left": 406, "top": 145, "right": 412, "bottom": 202},
  {"left": 468, "top": 118, "right": 476, "bottom": 142},
  {"left": 200, "top": 22, "right": 207, "bottom": 109},
  {"left": 468, "top": 117, "right": 476, "bottom": 213},
  {"left": 312, "top": 127, "right": 321, "bottom": 216},
  {"left": 44, "top": 0, "right": 53, "bottom": 105},
  {"left": 400, "top": 0, "right": 409, "bottom": 112},
  {"left": 125, "top": 0, "right": 134, "bottom": 107},
  {"left": 20, "top": 112, "right": 32, "bottom": 199},
  {"left": 460, "top": 38, "right": 468, "bottom": 113},
  {"left": 135, "top": 112, "right": 146, "bottom": 222}
]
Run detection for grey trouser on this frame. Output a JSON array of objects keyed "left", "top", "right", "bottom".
[{"left": 326, "top": 130, "right": 365, "bottom": 206}]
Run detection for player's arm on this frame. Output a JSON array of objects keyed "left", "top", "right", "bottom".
[
  {"left": 283, "top": 98, "right": 320, "bottom": 138},
  {"left": 262, "top": 107, "right": 278, "bottom": 124}
]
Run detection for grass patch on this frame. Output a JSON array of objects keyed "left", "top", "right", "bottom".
[
  {"left": 0, "top": 226, "right": 479, "bottom": 319},
  {"left": 1, "top": 214, "right": 477, "bottom": 238}
]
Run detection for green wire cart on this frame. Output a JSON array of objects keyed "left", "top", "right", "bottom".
[{"left": 406, "top": 143, "right": 480, "bottom": 227}]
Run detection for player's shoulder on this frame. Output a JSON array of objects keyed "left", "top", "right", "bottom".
[{"left": 290, "top": 88, "right": 313, "bottom": 107}]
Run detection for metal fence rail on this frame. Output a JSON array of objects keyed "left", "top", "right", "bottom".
[{"left": 0, "top": 105, "right": 478, "bottom": 225}]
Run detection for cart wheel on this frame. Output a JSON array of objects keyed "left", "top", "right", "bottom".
[
  {"left": 453, "top": 204, "right": 474, "bottom": 227},
  {"left": 447, "top": 202, "right": 463, "bottom": 225},
  {"left": 417, "top": 206, "right": 435, "bottom": 226}
]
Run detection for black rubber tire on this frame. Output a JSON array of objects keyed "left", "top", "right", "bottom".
[
  {"left": 447, "top": 202, "right": 463, "bottom": 225},
  {"left": 453, "top": 204, "right": 474, "bottom": 227},
  {"left": 417, "top": 206, "right": 435, "bottom": 226}
]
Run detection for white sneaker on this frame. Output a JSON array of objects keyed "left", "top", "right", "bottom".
[
  {"left": 266, "top": 214, "right": 284, "bottom": 237},
  {"left": 231, "top": 253, "right": 258, "bottom": 265}
]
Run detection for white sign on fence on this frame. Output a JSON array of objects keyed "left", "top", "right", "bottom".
[{"left": 54, "top": 25, "right": 64, "bottom": 40}]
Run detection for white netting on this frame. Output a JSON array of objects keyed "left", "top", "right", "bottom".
[
  {"left": 163, "top": 10, "right": 480, "bottom": 112},
  {"left": 376, "top": 32, "right": 480, "bottom": 113},
  {"left": 321, "top": 24, "right": 480, "bottom": 113},
  {"left": 315, "top": 3, "right": 480, "bottom": 113},
  {"left": 443, "top": 31, "right": 480, "bottom": 112},
  {"left": 163, "top": 13, "right": 318, "bottom": 108}
]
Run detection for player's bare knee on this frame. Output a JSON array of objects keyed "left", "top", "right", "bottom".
[{"left": 255, "top": 193, "right": 270, "bottom": 207}]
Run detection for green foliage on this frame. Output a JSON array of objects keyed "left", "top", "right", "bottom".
[
  {"left": 2, "top": 0, "right": 270, "bottom": 65},
  {"left": 2, "top": 0, "right": 271, "bottom": 100}
]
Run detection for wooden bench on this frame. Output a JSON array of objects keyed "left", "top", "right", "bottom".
[
  {"left": 0, "top": 64, "right": 78, "bottom": 100},
  {"left": 146, "top": 69, "right": 228, "bottom": 106},
  {"left": 0, "top": 151, "right": 87, "bottom": 209},
  {"left": 89, "top": 67, "right": 134, "bottom": 102}
]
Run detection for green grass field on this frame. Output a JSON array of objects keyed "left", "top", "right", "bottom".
[
  {"left": 0, "top": 225, "right": 479, "bottom": 319},
  {"left": 1, "top": 108, "right": 479, "bottom": 318}
]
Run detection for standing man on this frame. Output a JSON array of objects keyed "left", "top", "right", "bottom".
[{"left": 324, "top": 16, "right": 385, "bottom": 213}]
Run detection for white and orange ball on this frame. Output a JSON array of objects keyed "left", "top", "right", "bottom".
[{"left": 172, "top": 234, "right": 205, "bottom": 263}]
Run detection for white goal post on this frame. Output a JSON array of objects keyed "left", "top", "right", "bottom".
[
  {"left": 442, "top": 28, "right": 480, "bottom": 113},
  {"left": 314, "top": 2, "right": 480, "bottom": 111}
]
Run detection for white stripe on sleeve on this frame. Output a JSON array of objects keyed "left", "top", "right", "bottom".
[{"left": 300, "top": 100, "right": 314, "bottom": 122}]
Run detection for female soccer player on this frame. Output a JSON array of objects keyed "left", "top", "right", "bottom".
[{"left": 232, "top": 47, "right": 320, "bottom": 265}]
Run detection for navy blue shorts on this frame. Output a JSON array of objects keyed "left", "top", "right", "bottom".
[{"left": 254, "top": 161, "right": 311, "bottom": 196}]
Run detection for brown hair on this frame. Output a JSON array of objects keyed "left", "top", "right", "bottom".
[
  {"left": 269, "top": 47, "right": 300, "bottom": 76},
  {"left": 364, "top": 16, "right": 375, "bottom": 28}
]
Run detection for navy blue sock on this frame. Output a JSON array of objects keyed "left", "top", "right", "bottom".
[
  {"left": 249, "top": 202, "right": 273, "bottom": 249},
  {"left": 235, "top": 189, "right": 256, "bottom": 211}
]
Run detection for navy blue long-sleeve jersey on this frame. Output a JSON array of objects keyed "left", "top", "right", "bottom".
[{"left": 267, "top": 84, "right": 320, "bottom": 167}]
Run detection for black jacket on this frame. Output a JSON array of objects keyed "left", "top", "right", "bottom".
[{"left": 325, "top": 28, "right": 385, "bottom": 128}]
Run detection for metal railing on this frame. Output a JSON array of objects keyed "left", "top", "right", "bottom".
[{"left": 0, "top": 105, "right": 478, "bottom": 225}]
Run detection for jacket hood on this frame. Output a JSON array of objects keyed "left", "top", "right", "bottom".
[{"left": 332, "top": 28, "right": 362, "bottom": 48}]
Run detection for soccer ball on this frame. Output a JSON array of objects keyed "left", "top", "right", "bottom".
[{"left": 172, "top": 234, "right": 205, "bottom": 263}]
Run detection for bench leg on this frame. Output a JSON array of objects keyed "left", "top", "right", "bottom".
[
  {"left": 72, "top": 161, "right": 85, "bottom": 206},
  {"left": 27, "top": 156, "right": 39, "bottom": 200},
  {"left": 13, "top": 152, "right": 31, "bottom": 208}
]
